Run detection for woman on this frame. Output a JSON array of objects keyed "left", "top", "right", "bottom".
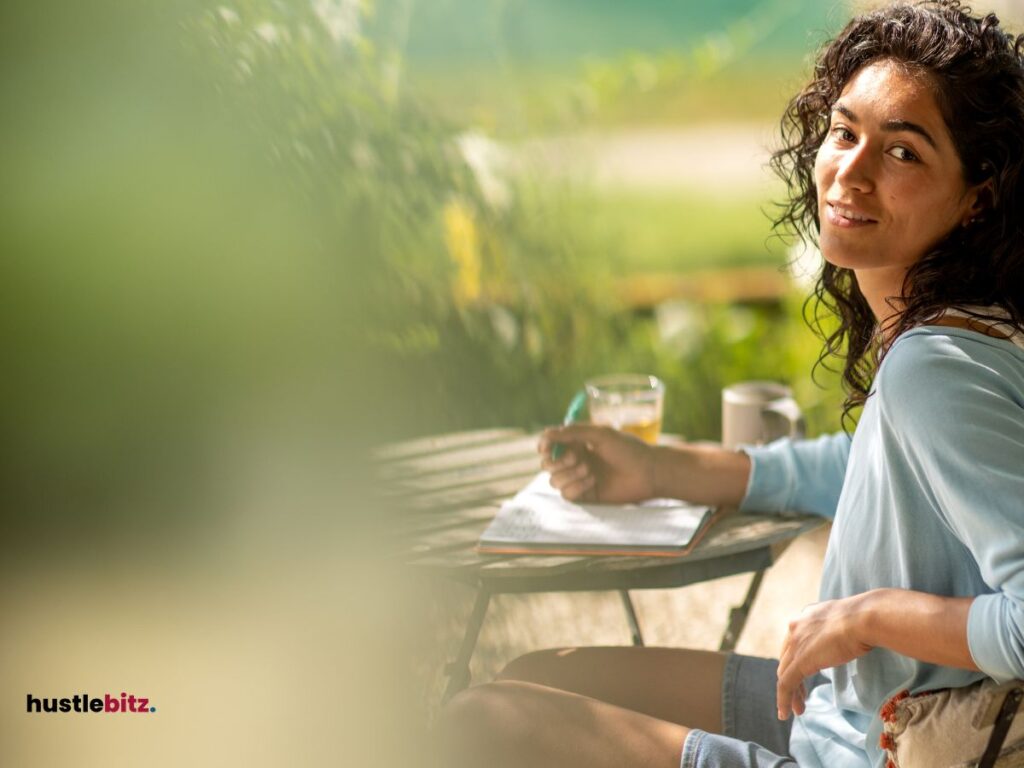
[{"left": 434, "top": 2, "right": 1024, "bottom": 767}]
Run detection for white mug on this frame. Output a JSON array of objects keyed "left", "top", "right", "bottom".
[{"left": 722, "top": 381, "right": 805, "bottom": 450}]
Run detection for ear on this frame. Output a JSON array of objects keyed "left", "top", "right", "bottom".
[{"left": 961, "top": 179, "right": 994, "bottom": 226}]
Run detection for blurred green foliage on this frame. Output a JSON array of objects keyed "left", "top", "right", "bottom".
[
  {"left": 402, "top": 0, "right": 838, "bottom": 130},
  {"left": 2, "top": 0, "right": 848, "bottom": 535},
  {"left": 582, "top": 189, "right": 790, "bottom": 274},
  {"left": 1, "top": 0, "right": 374, "bottom": 531}
]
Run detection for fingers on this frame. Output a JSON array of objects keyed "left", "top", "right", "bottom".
[
  {"left": 776, "top": 651, "right": 811, "bottom": 720},
  {"left": 538, "top": 424, "right": 610, "bottom": 457},
  {"left": 793, "top": 682, "right": 807, "bottom": 716},
  {"left": 785, "top": 682, "right": 806, "bottom": 720},
  {"left": 557, "top": 471, "right": 596, "bottom": 501},
  {"left": 540, "top": 446, "right": 578, "bottom": 473},
  {"left": 536, "top": 429, "right": 599, "bottom": 501},
  {"left": 777, "top": 678, "right": 795, "bottom": 720},
  {"left": 777, "top": 672, "right": 798, "bottom": 720},
  {"left": 776, "top": 640, "right": 798, "bottom": 720},
  {"left": 776, "top": 694, "right": 807, "bottom": 721},
  {"left": 546, "top": 452, "right": 596, "bottom": 501}
]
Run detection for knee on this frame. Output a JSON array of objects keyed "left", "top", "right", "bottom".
[
  {"left": 497, "top": 647, "right": 578, "bottom": 684},
  {"left": 440, "top": 680, "right": 532, "bottom": 733},
  {"left": 433, "top": 682, "right": 533, "bottom": 766}
]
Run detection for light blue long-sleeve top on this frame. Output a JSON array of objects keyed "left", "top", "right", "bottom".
[{"left": 737, "top": 324, "right": 1024, "bottom": 768}]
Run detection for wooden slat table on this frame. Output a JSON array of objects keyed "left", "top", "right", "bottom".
[{"left": 378, "top": 428, "right": 825, "bottom": 704}]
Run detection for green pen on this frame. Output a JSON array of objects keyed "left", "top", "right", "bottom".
[{"left": 551, "top": 390, "right": 587, "bottom": 461}]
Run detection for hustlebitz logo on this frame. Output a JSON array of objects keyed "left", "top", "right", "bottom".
[{"left": 27, "top": 693, "right": 156, "bottom": 714}]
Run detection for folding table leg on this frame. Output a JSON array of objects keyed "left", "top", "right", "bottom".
[
  {"left": 619, "top": 590, "right": 645, "bottom": 647},
  {"left": 441, "top": 586, "right": 491, "bottom": 705},
  {"left": 719, "top": 569, "right": 765, "bottom": 652}
]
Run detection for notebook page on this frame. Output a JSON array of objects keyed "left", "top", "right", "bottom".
[{"left": 480, "top": 472, "right": 709, "bottom": 548}]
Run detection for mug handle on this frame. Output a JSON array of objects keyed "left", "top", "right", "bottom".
[{"left": 762, "top": 397, "right": 805, "bottom": 441}]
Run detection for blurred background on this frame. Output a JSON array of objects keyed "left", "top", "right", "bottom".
[{"left": 3, "top": 1, "right": 1022, "bottom": 766}]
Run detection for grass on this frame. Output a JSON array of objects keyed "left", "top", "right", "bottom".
[{"left": 576, "top": 187, "right": 790, "bottom": 276}]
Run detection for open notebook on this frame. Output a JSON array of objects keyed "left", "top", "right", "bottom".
[{"left": 477, "top": 472, "right": 717, "bottom": 557}]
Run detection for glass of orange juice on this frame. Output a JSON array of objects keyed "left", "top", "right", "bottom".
[{"left": 584, "top": 374, "right": 664, "bottom": 444}]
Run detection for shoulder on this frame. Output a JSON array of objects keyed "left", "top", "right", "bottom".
[
  {"left": 875, "top": 327, "right": 1024, "bottom": 428},
  {"left": 881, "top": 327, "right": 1024, "bottom": 384},
  {"left": 879, "top": 329, "right": 979, "bottom": 387}
]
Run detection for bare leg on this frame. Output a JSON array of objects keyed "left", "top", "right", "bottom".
[
  {"left": 496, "top": 646, "right": 728, "bottom": 732},
  {"left": 435, "top": 679, "right": 688, "bottom": 768}
]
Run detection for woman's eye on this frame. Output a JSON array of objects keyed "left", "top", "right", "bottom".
[
  {"left": 830, "top": 126, "right": 855, "bottom": 142},
  {"left": 889, "top": 146, "right": 919, "bottom": 162}
]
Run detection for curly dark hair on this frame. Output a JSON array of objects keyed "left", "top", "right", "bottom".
[{"left": 770, "top": 0, "right": 1024, "bottom": 432}]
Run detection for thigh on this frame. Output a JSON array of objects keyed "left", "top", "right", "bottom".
[
  {"left": 438, "top": 679, "right": 689, "bottom": 768},
  {"left": 496, "top": 646, "right": 728, "bottom": 732}
]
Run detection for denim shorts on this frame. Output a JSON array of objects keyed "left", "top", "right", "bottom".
[{"left": 680, "top": 654, "right": 827, "bottom": 768}]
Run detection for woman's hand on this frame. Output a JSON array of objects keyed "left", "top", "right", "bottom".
[
  {"left": 776, "top": 595, "right": 874, "bottom": 720},
  {"left": 538, "top": 424, "right": 656, "bottom": 504}
]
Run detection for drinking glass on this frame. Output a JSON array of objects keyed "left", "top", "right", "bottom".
[{"left": 584, "top": 374, "right": 665, "bottom": 444}]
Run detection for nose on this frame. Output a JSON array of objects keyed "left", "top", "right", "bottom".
[{"left": 834, "top": 142, "right": 875, "bottom": 193}]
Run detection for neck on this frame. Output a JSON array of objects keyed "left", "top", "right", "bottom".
[{"left": 854, "top": 267, "right": 909, "bottom": 344}]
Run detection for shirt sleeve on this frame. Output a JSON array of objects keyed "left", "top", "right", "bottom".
[
  {"left": 879, "top": 333, "right": 1024, "bottom": 682},
  {"left": 737, "top": 432, "right": 851, "bottom": 519}
]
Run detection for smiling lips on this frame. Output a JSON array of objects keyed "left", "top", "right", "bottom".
[{"left": 825, "top": 201, "right": 878, "bottom": 228}]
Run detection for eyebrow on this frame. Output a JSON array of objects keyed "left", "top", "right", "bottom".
[{"left": 832, "top": 103, "right": 937, "bottom": 150}]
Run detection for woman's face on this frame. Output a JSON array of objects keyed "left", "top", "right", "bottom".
[{"left": 814, "top": 59, "right": 985, "bottom": 273}]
